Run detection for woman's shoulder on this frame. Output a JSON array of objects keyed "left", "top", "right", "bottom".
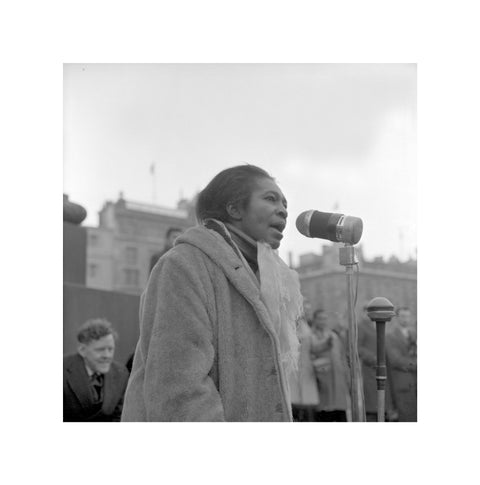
[
  {"left": 151, "top": 225, "right": 246, "bottom": 287},
  {"left": 158, "top": 241, "right": 212, "bottom": 272}
]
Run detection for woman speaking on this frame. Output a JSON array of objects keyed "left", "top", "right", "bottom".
[{"left": 121, "top": 164, "right": 304, "bottom": 421}]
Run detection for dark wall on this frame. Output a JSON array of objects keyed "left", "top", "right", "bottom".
[
  {"left": 63, "top": 283, "right": 140, "bottom": 365},
  {"left": 63, "top": 222, "right": 87, "bottom": 285}
]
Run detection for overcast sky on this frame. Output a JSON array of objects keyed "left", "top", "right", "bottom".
[{"left": 63, "top": 63, "right": 416, "bottom": 264}]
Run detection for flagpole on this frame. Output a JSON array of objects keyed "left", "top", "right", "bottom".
[{"left": 151, "top": 162, "right": 156, "bottom": 204}]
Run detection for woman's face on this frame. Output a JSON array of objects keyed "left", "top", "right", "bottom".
[{"left": 231, "top": 177, "right": 288, "bottom": 249}]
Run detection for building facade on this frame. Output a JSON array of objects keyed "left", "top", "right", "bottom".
[
  {"left": 296, "top": 244, "right": 417, "bottom": 325},
  {"left": 86, "top": 194, "right": 196, "bottom": 295}
]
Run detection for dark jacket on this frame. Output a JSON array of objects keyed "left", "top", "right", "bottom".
[
  {"left": 63, "top": 353, "right": 129, "bottom": 422},
  {"left": 385, "top": 325, "right": 417, "bottom": 421}
]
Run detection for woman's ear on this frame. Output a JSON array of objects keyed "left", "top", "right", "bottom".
[{"left": 226, "top": 202, "right": 243, "bottom": 221}]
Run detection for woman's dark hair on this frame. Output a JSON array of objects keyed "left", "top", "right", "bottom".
[{"left": 195, "top": 164, "right": 273, "bottom": 223}]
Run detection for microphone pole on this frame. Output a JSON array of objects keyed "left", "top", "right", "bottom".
[
  {"left": 339, "top": 244, "right": 365, "bottom": 422},
  {"left": 296, "top": 210, "right": 365, "bottom": 421},
  {"left": 367, "top": 297, "right": 395, "bottom": 422}
]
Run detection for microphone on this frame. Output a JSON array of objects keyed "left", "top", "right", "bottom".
[{"left": 296, "top": 210, "right": 363, "bottom": 245}]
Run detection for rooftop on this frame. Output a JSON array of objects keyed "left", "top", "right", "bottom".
[{"left": 123, "top": 200, "right": 189, "bottom": 219}]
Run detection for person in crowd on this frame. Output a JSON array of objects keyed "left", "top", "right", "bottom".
[
  {"left": 121, "top": 164, "right": 304, "bottom": 422},
  {"left": 329, "top": 311, "right": 348, "bottom": 342},
  {"left": 310, "top": 309, "right": 351, "bottom": 421},
  {"left": 303, "top": 298, "right": 313, "bottom": 327},
  {"left": 290, "top": 298, "right": 320, "bottom": 422},
  {"left": 386, "top": 306, "right": 417, "bottom": 421},
  {"left": 63, "top": 318, "right": 129, "bottom": 422},
  {"left": 357, "top": 304, "right": 395, "bottom": 421},
  {"left": 149, "top": 227, "right": 184, "bottom": 273}
]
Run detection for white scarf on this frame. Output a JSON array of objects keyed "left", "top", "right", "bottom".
[
  {"left": 256, "top": 242, "right": 302, "bottom": 383},
  {"left": 215, "top": 221, "right": 303, "bottom": 384}
]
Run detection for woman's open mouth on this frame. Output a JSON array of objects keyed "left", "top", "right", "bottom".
[{"left": 269, "top": 222, "right": 286, "bottom": 238}]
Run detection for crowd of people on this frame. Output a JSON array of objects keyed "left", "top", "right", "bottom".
[
  {"left": 63, "top": 164, "right": 417, "bottom": 422},
  {"left": 63, "top": 308, "right": 417, "bottom": 423},
  {"left": 290, "top": 304, "right": 417, "bottom": 422}
]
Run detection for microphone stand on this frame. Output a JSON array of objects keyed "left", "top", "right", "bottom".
[
  {"left": 339, "top": 243, "right": 365, "bottom": 422},
  {"left": 367, "top": 297, "right": 395, "bottom": 422}
]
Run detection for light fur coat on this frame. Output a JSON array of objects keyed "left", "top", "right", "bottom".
[{"left": 121, "top": 224, "right": 293, "bottom": 422}]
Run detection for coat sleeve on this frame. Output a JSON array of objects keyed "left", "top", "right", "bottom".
[{"left": 140, "top": 248, "right": 225, "bottom": 421}]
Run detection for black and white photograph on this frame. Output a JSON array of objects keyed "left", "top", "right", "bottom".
[{"left": 63, "top": 63, "right": 417, "bottom": 423}]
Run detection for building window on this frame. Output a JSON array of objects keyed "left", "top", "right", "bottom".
[
  {"left": 88, "top": 264, "right": 99, "bottom": 278},
  {"left": 124, "top": 268, "right": 139, "bottom": 286},
  {"left": 125, "top": 246, "right": 138, "bottom": 264},
  {"left": 89, "top": 233, "right": 99, "bottom": 246}
]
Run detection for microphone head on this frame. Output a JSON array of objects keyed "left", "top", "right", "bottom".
[
  {"left": 295, "top": 210, "right": 314, "bottom": 237},
  {"left": 366, "top": 297, "right": 395, "bottom": 322},
  {"left": 296, "top": 210, "right": 363, "bottom": 244}
]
